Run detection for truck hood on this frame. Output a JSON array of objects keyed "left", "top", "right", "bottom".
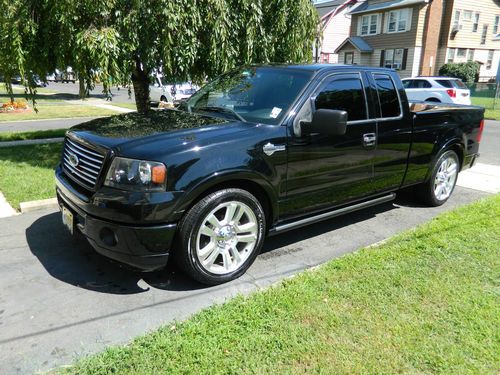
[{"left": 67, "top": 109, "right": 256, "bottom": 159}]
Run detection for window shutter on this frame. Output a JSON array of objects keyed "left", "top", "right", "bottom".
[
  {"left": 380, "top": 50, "right": 386, "bottom": 67},
  {"left": 402, "top": 49, "right": 408, "bottom": 70}
]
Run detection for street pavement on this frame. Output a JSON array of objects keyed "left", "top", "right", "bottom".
[
  {"left": 0, "top": 117, "right": 96, "bottom": 133},
  {"left": 0, "top": 122, "right": 498, "bottom": 374}
]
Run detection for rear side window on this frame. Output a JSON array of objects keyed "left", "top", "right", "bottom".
[
  {"left": 435, "top": 79, "right": 453, "bottom": 88},
  {"left": 315, "top": 76, "right": 367, "bottom": 121},
  {"left": 452, "top": 79, "right": 467, "bottom": 89},
  {"left": 373, "top": 74, "right": 401, "bottom": 118}
]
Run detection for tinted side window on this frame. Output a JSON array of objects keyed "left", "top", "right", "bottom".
[
  {"left": 402, "top": 80, "right": 413, "bottom": 88},
  {"left": 374, "top": 74, "right": 401, "bottom": 118},
  {"left": 452, "top": 79, "right": 467, "bottom": 89},
  {"left": 435, "top": 79, "right": 453, "bottom": 88},
  {"left": 416, "top": 80, "right": 432, "bottom": 88},
  {"left": 315, "top": 77, "right": 367, "bottom": 121}
]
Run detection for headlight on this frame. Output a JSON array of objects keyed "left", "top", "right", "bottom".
[{"left": 104, "top": 157, "right": 167, "bottom": 192}]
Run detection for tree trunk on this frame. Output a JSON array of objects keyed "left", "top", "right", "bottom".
[
  {"left": 132, "top": 57, "right": 150, "bottom": 115},
  {"left": 78, "top": 77, "right": 88, "bottom": 99}
]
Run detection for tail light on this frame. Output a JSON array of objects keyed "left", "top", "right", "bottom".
[
  {"left": 446, "top": 89, "right": 456, "bottom": 98},
  {"left": 477, "top": 119, "right": 485, "bottom": 143}
]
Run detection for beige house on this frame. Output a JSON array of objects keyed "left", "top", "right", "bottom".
[
  {"left": 436, "top": 0, "right": 500, "bottom": 81},
  {"left": 336, "top": 0, "right": 500, "bottom": 80}
]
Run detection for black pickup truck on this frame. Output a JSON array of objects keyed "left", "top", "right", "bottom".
[{"left": 56, "top": 65, "right": 485, "bottom": 284}]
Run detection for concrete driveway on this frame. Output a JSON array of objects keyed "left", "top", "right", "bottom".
[{"left": 0, "top": 187, "right": 491, "bottom": 374}]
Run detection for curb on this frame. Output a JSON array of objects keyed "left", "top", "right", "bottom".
[
  {"left": 0, "top": 137, "right": 64, "bottom": 147},
  {"left": 0, "top": 192, "right": 18, "bottom": 218},
  {"left": 20, "top": 198, "right": 58, "bottom": 213}
]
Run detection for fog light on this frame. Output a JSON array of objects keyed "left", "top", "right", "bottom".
[{"left": 100, "top": 227, "right": 117, "bottom": 247}]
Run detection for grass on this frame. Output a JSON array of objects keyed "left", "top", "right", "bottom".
[
  {"left": 0, "top": 129, "right": 67, "bottom": 142},
  {"left": 61, "top": 195, "right": 500, "bottom": 374},
  {"left": 0, "top": 104, "right": 118, "bottom": 122},
  {"left": 108, "top": 102, "right": 137, "bottom": 110},
  {"left": 0, "top": 143, "right": 62, "bottom": 209},
  {"left": 471, "top": 97, "right": 500, "bottom": 120}
]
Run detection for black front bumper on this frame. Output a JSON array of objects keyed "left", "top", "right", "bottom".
[{"left": 56, "top": 168, "right": 177, "bottom": 271}]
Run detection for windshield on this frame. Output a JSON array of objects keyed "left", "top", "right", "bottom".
[{"left": 185, "top": 67, "right": 313, "bottom": 124}]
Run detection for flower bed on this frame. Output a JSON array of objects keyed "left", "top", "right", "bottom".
[{"left": 0, "top": 99, "right": 31, "bottom": 113}]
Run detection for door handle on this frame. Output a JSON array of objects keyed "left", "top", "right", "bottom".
[{"left": 363, "top": 133, "right": 376, "bottom": 147}]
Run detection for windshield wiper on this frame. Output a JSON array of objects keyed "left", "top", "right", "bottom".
[{"left": 196, "top": 106, "right": 246, "bottom": 122}]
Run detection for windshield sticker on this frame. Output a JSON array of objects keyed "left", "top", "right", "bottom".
[{"left": 270, "top": 107, "right": 282, "bottom": 118}]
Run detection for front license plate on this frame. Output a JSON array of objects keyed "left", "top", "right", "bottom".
[{"left": 62, "top": 206, "right": 74, "bottom": 235}]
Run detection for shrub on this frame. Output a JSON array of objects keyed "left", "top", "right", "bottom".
[{"left": 438, "top": 61, "right": 480, "bottom": 84}]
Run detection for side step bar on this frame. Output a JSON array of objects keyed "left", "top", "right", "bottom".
[{"left": 270, "top": 193, "right": 396, "bottom": 234}]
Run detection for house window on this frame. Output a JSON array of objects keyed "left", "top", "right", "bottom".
[
  {"left": 447, "top": 48, "right": 456, "bottom": 63},
  {"left": 387, "top": 9, "right": 411, "bottom": 33},
  {"left": 481, "top": 25, "right": 488, "bottom": 44},
  {"left": 463, "top": 10, "right": 472, "bottom": 21},
  {"left": 494, "top": 16, "right": 499, "bottom": 34},
  {"left": 468, "top": 49, "right": 475, "bottom": 61},
  {"left": 487, "top": 50, "right": 494, "bottom": 69},
  {"left": 344, "top": 52, "right": 354, "bottom": 65},
  {"left": 360, "top": 14, "right": 379, "bottom": 35},
  {"left": 456, "top": 48, "right": 467, "bottom": 58},
  {"left": 383, "top": 48, "right": 405, "bottom": 70},
  {"left": 473, "top": 13, "right": 480, "bottom": 32},
  {"left": 453, "top": 10, "right": 460, "bottom": 29}
]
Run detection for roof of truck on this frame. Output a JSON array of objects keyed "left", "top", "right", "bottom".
[{"left": 251, "top": 64, "right": 394, "bottom": 74}]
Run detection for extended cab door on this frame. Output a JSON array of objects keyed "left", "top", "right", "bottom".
[
  {"left": 369, "top": 72, "right": 412, "bottom": 193},
  {"left": 282, "top": 72, "right": 378, "bottom": 220}
]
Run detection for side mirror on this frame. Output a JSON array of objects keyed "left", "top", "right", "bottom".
[{"left": 301, "top": 109, "right": 348, "bottom": 136}]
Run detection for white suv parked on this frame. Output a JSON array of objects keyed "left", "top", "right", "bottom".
[{"left": 402, "top": 77, "right": 471, "bottom": 105}]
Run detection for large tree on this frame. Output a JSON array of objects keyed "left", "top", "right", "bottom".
[{"left": 1, "top": 0, "right": 318, "bottom": 114}]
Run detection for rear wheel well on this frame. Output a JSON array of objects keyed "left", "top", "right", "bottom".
[
  {"left": 448, "top": 143, "right": 464, "bottom": 169},
  {"left": 426, "top": 97, "right": 441, "bottom": 102},
  {"left": 185, "top": 180, "right": 273, "bottom": 227}
]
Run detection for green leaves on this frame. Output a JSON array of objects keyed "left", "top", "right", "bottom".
[{"left": 0, "top": 0, "right": 319, "bottom": 112}]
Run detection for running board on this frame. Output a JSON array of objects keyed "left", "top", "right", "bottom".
[{"left": 270, "top": 193, "right": 396, "bottom": 234}]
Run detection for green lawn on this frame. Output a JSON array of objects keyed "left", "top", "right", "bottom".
[
  {"left": 61, "top": 195, "right": 500, "bottom": 374},
  {"left": 471, "top": 97, "right": 500, "bottom": 120},
  {"left": 0, "top": 104, "right": 118, "bottom": 122},
  {"left": 0, "top": 143, "right": 62, "bottom": 209},
  {"left": 0, "top": 128, "right": 67, "bottom": 142},
  {"left": 108, "top": 102, "right": 137, "bottom": 110}
]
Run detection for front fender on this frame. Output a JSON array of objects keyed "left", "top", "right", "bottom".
[{"left": 172, "top": 170, "right": 280, "bottom": 224}]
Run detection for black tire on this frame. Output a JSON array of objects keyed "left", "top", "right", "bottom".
[
  {"left": 174, "top": 188, "right": 266, "bottom": 285},
  {"left": 416, "top": 150, "right": 459, "bottom": 206}
]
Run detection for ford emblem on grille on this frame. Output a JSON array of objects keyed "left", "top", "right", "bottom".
[{"left": 68, "top": 152, "right": 79, "bottom": 168}]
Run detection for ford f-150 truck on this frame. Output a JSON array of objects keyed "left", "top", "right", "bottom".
[{"left": 55, "top": 65, "right": 485, "bottom": 285}]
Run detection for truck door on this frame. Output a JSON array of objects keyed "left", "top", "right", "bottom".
[
  {"left": 369, "top": 72, "right": 412, "bottom": 193},
  {"left": 283, "top": 72, "right": 377, "bottom": 220}
]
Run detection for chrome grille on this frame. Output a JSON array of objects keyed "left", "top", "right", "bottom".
[{"left": 62, "top": 138, "right": 105, "bottom": 189}]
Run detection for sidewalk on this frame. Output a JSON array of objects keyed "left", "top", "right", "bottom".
[
  {"left": 457, "top": 163, "right": 500, "bottom": 194},
  {"left": 0, "top": 117, "right": 95, "bottom": 132}
]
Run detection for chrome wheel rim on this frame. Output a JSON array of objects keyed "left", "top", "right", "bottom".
[
  {"left": 434, "top": 156, "right": 458, "bottom": 201},
  {"left": 195, "top": 201, "right": 258, "bottom": 275}
]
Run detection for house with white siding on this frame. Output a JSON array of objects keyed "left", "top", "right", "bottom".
[{"left": 314, "top": 0, "right": 361, "bottom": 63}]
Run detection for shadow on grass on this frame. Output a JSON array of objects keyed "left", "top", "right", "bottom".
[{"left": 0, "top": 142, "right": 62, "bottom": 168}]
